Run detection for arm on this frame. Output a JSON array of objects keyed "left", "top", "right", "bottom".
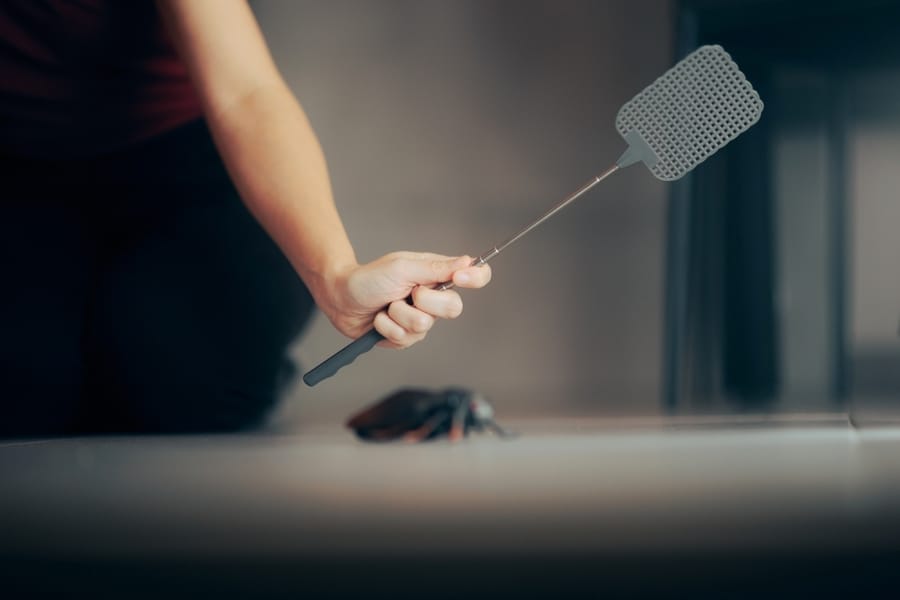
[{"left": 156, "top": 0, "right": 490, "bottom": 348}]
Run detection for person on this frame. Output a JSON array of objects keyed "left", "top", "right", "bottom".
[{"left": 0, "top": 0, "right": 491, "bottom": 436}]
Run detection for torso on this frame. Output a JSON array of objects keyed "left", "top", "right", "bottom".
[{"left": 0, "top": 0, "right": 202, "bottom": 158}]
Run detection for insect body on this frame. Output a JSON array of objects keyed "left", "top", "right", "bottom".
[{"left": 346, "top": 387, "right": 513, "bottom": 443}]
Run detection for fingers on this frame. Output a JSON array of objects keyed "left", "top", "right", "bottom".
[
  {"left": 389, "top": 253, "right": 472, "bottom": 286},
  {"left": 388, "top": 299, "right": 434, "bottom": 334},
  {"left": 380, "top": 251, "right": 492, "bottom": 291},
  {"left": 373, "top": 308, "right": 425, "bottom": 348},
  {"left": 362, "top": 251, "right": 493, "bottom": 350},
  {"left": 411, "top": 286, "right": 463, "bottom": 319},
  {"left": 371, "top": 286, "right": 465, "bottom": 349},
  {"left": 372, "top": 304, "right": 428, "bottom": 349}
]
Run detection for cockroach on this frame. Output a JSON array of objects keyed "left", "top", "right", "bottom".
[{"left": 346, "top": 387, "right": 514, "bottom": 443}]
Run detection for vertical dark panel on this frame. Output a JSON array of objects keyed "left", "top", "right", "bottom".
[
  {"left": 721, "top": 69, "right": 778, "bottom": 403},
  {"left": 663, "top": 180, "right": 693, "bottom": 411},
  {"left": 662, "top": 3, "right": 699, "bottom": 411},
  {"left": 688, "top": 149, "right": 728, "bottom": 404}
]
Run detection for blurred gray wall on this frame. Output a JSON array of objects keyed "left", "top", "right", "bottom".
[
  {"left": 847, "top": 70, "right": 900, "bottom": 399},
  {"left": 251, "top": 1, "right": 674, "bottom": 424}
]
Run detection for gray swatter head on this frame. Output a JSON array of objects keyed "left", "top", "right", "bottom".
[{"left": 615, "top": 45, "right": 764, "bottom": 181}]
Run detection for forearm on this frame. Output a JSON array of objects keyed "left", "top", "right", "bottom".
[
  {"left": 205, "top": 81, "right": 358, "bottom": 311},
  {"left": 156, "top": 0, "right": 491, "bottom": 348}
]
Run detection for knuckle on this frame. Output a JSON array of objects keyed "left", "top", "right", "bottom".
[
  {"left": 387, "top": 300, "right": 404, "bottom": 319},
  {"left": 391, "top": 301, "right": 431, "bottom": 333},
  {"left": 375, "top": 313, "right": 405, "bottom": 344},
  {"left": 414, "top": 314, "right": 434, "bottom": 333}
]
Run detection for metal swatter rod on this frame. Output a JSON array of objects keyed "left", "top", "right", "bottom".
[
  {"left": 303, "top": 163, "right": 621, "bottom": 386},
  {"left": 489, "top": 163, "right": 620, "bottom": 259},
  {"left": 436, "top": 162, "right": 620, "bottom": 290}
]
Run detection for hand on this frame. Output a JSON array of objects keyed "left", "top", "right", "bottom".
[{"left": 322, "top": 252, "right": 492, "bottom": 349}]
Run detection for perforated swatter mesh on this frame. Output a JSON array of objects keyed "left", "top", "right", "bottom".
[{"left": 615, "top": 45, "right": 763, "bottom": 181}]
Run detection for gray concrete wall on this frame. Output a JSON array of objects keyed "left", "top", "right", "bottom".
[
  {"left": 847, "top": 70, "right": 900, "bottom": 399},
  {"left": 251, "top": 0, "right": 674, "bottom": 424}
]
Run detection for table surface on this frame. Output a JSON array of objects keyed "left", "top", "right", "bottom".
[{"left": 3, "top": 414, "right": 900, "bottom": 597}]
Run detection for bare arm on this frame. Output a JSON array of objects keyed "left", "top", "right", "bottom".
[{"left": 156, "top": 0, "right": 490, "bottom": 347}]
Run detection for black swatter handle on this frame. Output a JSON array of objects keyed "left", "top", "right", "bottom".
[{"left": 303, "top": 328, "right": 384, "bottom": 386}]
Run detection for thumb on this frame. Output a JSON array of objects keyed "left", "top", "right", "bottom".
[{"left": 398, "top": 254, "right": 471, "bottom": 286}]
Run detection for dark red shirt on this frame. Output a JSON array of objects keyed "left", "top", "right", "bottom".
[{"left": 0, "top": 0, "right": 202, "bottom": 158}]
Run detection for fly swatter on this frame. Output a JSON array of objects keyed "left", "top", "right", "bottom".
[{"left": 304, "top": 44, "right": 764, "bottom": 386}]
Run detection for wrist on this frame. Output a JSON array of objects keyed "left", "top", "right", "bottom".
[{"left": 302, "top": 255, "right": 358, "bottom": 321}]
